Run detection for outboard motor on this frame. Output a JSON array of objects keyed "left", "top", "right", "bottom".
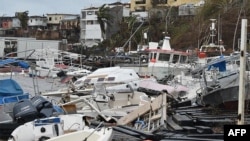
[
  {"left": 31, "top": 96, "right": 54, "bottom": 118},
  {"left": 13, "top": 99, "right": 38, "bottom": 123},
  {"left": 56, "top": 70, "right": 66, "bottom": 77}
]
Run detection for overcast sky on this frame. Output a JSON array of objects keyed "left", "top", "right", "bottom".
[{"left": 0, "top": 0, "right": 129, "bottom": 16}]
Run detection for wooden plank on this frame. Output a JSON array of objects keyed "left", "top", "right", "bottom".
[
  {"left": 150, "top": 114, "right": 161, "bottom": 121},
  {"left": 117, "top": 94, "right": 163, "bottom": 125},
  {"left": 151, "top": 94, "right": 162, "bottom": 111}
]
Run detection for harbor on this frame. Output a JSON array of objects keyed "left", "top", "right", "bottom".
[
  {"left": 1, "top": 0, "right": 250, "bottom": 141},
  {"left": 0, "top": 19, "right": 250, "bottom": 140},
  {"left": 1, "top": 61, "right": 250, "bottom": 141}
]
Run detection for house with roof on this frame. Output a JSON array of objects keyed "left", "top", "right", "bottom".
[
  {"left": 0, "top": 16, "right": 20, "bottom": 36},
  {"left": 46, "top": 13, "right": 79, "bottom": 30},
  {"left": 80, "top": 2, "right": 130, "bottom": 48},
  {"left": 130, "top": 0, "right": 204, "bottom": 12},
  {"left": 59, "top": 16, "right": 80, "bottom": 42},
  {"left": 28, "top": 16, "right": 47, "bottom": 30}
]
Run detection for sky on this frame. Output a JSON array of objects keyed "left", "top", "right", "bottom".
[{"left": 0, "top": 0, "right": 129, "bottom": 16}]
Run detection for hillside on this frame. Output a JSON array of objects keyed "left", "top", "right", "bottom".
[{"left": 169, "top": 2, "right": 250, "bottom": 53}]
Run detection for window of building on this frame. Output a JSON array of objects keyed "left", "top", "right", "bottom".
[
  {"left": 49, "top": 17, "right": 52, "bottom": 21},
  {"left": 160, "top": 0, "right": 168, "bottom": 4},
  {"left": 87, "top": 21, "right": 93, "bottom": 25},
  {"left": 87, "top": 11, "right": 93, "bottom": 15},
  {"left": 135, "top": 0, "right": 146, "bottom": 4}
]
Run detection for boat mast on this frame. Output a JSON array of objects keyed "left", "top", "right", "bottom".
[
  {"left": 210, "top": 19, "right": 216, "bottom": 45},
  {"left": 237, "top": 19, "right": 247, "bottom": 125}
]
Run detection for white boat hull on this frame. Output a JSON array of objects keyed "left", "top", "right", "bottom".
[
  {"left": 8, "top": 114, "right": 86, "bottom": 141},
  {"left": 46, "top": 126, "right": 113, "bottom": 141}
]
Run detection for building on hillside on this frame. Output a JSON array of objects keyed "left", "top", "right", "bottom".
[
  {"left": 131, "top": 11, "right": 148, "bottom": 21},
  {"left": 80, "top": 7, "right": 101, "bottom": 47},
  {"left": 46, "top": 14, "right": 79, "bottom": 30},
  {"left": 1, "top": 17, "right": 14, "bottom": 29},
  {"left": 28, "top": 16, "right": 47, "bottom": 30},
  {"left": 80, "top": 2, "right": 130, "bottom": 48},
  {"left": 27, "top": 16, "right": 48, "bottom": 39},
  {"left": 0, "top": 16, "right": 20, "bottom": 36},
  {"left": 130, "top": 0, "right": 204, "bottom": 12},
  {"left": 179, "top": 4, "right": 196, "bottom": 16},
  {"left": 12, "top": 17, "right": 21, "bottom": 29},
  {"left": 131, "top": 0, "right": 205, "bottom": 26},
  {"left": 59, "top": 16, "right": 80, "bottom": 43}
]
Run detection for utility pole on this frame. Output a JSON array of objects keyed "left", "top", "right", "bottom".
[{"left": 237, "top": 19, "right": 247, "bottom": 125}]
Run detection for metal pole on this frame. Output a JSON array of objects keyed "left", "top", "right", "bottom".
[
  {"left": 121, "top": 21, "right": 144, "bottom": 50},
  {"left": 237, "top": 19, "right": 247, "bottom": 125},
  {"left": 233, "top": 8, "right": 243, "bottom": 51}
]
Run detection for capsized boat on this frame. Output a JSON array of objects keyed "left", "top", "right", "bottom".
[
  {"left": 41, "top": 66, "right": 157, "bottom": 98},
  {"left": 195, "top": 54, "right": 250, "bottom": 109}
]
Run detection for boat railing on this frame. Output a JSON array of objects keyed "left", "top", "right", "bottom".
[
  {"left": 0, "top": 93, "right": 30, "bottom": 117},
  {"left": 3, "top": 49, "right": 36, "bottom": 60},
  {"left": 0, "top": 93, "right": 30, "bottom": 105},
  {"left": 83, "top": 121, "right": 104, "bottom": 141},
  {"left": 34, "top": 117, "right": 61, "bottom": 127}
]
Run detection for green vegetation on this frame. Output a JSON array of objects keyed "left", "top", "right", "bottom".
[{"left": 90, "top": 0, "right": 250, "bottom": 56}]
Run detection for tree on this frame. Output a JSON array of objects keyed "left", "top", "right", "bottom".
[
  {"left": 16, "top": 11, "right": 29, "bottom": 29},
  {"left": 16, "top": 11, "right": 29, "bottom": 36},
  {"left": 96, "top": 4, "right": 114, "bottom": 40}
]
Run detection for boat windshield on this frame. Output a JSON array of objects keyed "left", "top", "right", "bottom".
[
  {"left": 180, "top": 55, "right": 187, "bottom": 63},
  {"left": 172, "top": 54, "right": 179, "bottom": 63},
  {"left": 158, "top": 53, "right": 171, "bottom": 61}
]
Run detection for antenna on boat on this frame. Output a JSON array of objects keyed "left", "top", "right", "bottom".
[{"left": 209, "top": 19, "right": 217, "bottom": 45}]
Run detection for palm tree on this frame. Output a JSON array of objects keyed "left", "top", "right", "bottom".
[
  {"left": 96, "top": 4, "right": 113, "bottom": 40},
  {"left": 126, "top": 15, "right": 138, "bottom": 31},
  {"left": 128, "top": 18, "right": 149, "bottom": 50}
]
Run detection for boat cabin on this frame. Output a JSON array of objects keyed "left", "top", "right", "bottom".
[
  {"left": 145, "top": 36, "right": 190, "bottom": 66},
  {"left": 197, "top": 43, "right": 226, "bottom": 65},
  {"left": 73, "top": 66, "right": 141, "bottom": 88}
]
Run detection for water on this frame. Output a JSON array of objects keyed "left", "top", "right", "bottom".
[{"left": 0, "top": 72, "right": 68, "bottom": 96}]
